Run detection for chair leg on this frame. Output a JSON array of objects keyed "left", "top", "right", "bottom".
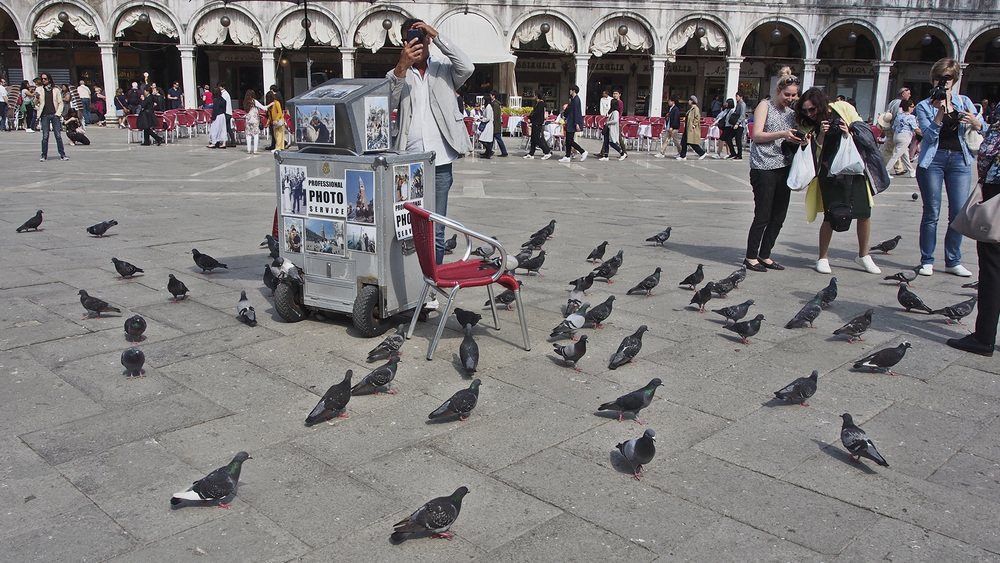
[
  {"left": 485, "top": 285, "right": 500, "bottom": 329},
  {"left": 513, "top": 287, "right": 531, "bottom": 351},
  {"left": 406, "top": 283, "right": 431, "bottom": 340},
  {"left": 427, "top": 287, "right": 459, "bottom": 360}
]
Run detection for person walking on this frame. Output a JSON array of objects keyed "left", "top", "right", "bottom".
[
  {"left": 523, "top": 90, "right": 552, "bottom": 159},
  {"left": 220, "top": 82, "right": 235, "bottom": 147},
  {"left": 489, "top": 91, "right": 507, "bottom": 157},
  {"left": 880, "top": 87, "right": 911, "bottom": 173},
  {"left": 654, "top": 96, "right": 682, "bottom": 157},
  {"left": 33, "top": 73, "right": 67, "bottom": 161},
  {"left": 727, "top": 91, "right": 747, "bottom": 160},
  {"left": 264, "top": 85, "right": 281, "bottom": 150},
  {"left": 113, "top": 88, "right": 127, "bottom": 128},
  {"left": 207, "top": 84, "right": 228, "bottom": 149},
  {"left": 599, "top": 96, "right": 627, "bottom": 161},
  {"left": 479, "top": 92, "right": 498, "bottom": 158},
  {"left": 885, "top": 99, "right": 919, "bottom": 178},
  {"left": 0, "top": 78, "right": 8, "bottom": 131},
  {"left": 676, "top": 95, "right": 707, "bottom": 160},
  {"left": 243, "top": 90, "right": 268, "bottom": 154},
  {"left": 137, "top": 85, "right": 164, "bottom": 146},
  {"left": 77, "top": 80, "right": 92, "bottom": 124},
  {"left": 559, "top": 85, "right": 588, "bottom": 162}
]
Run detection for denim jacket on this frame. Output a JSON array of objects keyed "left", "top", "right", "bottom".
[{"left": 915, "top": 92, "right": 981, "bottom": 169}]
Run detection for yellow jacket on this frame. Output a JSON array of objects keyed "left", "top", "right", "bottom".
[{"left": 804, "top": 100, "right": 874, "bottom": 223}]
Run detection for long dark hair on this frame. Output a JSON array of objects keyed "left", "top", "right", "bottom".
[{"left": 795, "top": 87, "right": 832, "bottom": 127}]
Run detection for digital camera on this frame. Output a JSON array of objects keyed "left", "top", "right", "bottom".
[{"left": 929, "top": 77, "right": 949, "bottom": 102}]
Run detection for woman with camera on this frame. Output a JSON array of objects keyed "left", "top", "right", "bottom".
[{"left": 914, "top": 58, "right": 984, "bottom": 277}]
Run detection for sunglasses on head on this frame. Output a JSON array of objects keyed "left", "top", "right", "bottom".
[{"left": 781, "top": 77, "right": 800, "bottom": 86}]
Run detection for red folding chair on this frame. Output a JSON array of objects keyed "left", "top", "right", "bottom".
[
  {"left": 519, "top": 119, "right": 530, "bottom": 150},
  {"left": 125, "top": 113, "right": 142, "bottom": 143},
  {"left": 621, "top": 122, "right": 640, "bottom": 151},
  {"left": 234, "top": 116, "right": 247, "bottom": 144},
  {"left": 403, "top": 202, "right": 530, "bottom": 360}
]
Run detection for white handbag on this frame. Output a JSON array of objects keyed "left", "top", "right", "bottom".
[
  {"left": 787, "top": 143, "right": 816, "bottom": 192},
  {"left": 829, "top": 135, "right": 865, "bottom": 176}
]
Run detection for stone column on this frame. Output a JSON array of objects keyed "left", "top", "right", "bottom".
[
  {"left": 956, "top": 62, "right": 970, "bottom": 94},
  {"left": 17, "top": 40, "right": 36, "bottom": 82},
  {"left": 260, "top": 47, "right": 276, "bottom": 93},
  {"left": 574, "top": 53, "right": 590, "bottom": 109},
  {"left": 725, "top": 56, "right": 743, "bottom": 98},
  {"left": 98, "top": 42, "right": 118, "bottom": 120},
  {"left": 801, "top": 58, "right": 820, "bottom": 90},
  {"left": 179, "top": 45, "right": 197, "bottom": 109},
  {"left": 874, "top": 61, "right": 893, "bottom": 114},
  {"left": 649, "top": 55, "right": 668, "bottom": 117},
  {"left": 340, "top": 47, "right": 356, "bottom": 79}
]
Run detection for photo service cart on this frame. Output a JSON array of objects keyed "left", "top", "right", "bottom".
[{"left": 273, "top": 78, "right": 434, "bottom": 337}]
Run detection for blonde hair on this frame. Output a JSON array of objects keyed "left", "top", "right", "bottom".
[
  {"left": 775, "top": 66, "right": 800, "bottom": 92},
  {"left": 929, "top": 58, "right": 961, "bottom": 83}
]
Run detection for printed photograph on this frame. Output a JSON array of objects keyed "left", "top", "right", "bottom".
[
  {"left": 298, "top": 84, "right": 362, "bottom": 100},
  {"left": 294, "top": 104, "right": 335, "bottom": 144},
  {"left": 393, "top": 164, "right": 410, "bottom": 203},
  {"left": 409, "top": 162, "right": 425, "bottom": 200},
  {"left": 346, "top": 223, "right": 377, "bottom": 253},
  {"left": 365, "top": 96, "right": 390, "bottom": 151},
  {"left": 304, "top": 217, "right": 345, "bottom": 256},
  {"left": 279, "top": 164, "right": 307, "bottom": 215},
  {"left": 283, "top": 217, "right": 303, "bottom": 254},
  {"left": 345, "top": 169, "right": 376, "bottom": 224}
]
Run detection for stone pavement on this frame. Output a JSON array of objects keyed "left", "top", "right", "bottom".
[{"left": 2, "top": 126, "right": 999, "bottom": 562}]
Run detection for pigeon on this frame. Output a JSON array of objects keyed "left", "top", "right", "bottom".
[
  {"left": 78, "top": 289, "right": 121, "bottom": 318},
  {"left": 261, "top": 234, "right": 280, "bottom": 259},
  {"left": 305, "top": 370, "right": 353, "bottom": 424},
  {"left": 121, "top": 347, "right": 145, "bottom": 379},
  {"left": 690, "top": 283, "right": 714, "bottom": 312},
  {"left": 565, "top": 288, "right": 585, "bottom": 315},
  {"left": 390, "top": 486, "right": 469, "bottom": 542},
  {"left": 516, "top": 250, "right": 546, "bottom": 276},
  {"left": 679, "top": 264, "right": 705, "bottom": 290},
  {"left": 167, "top": 274, "right": 189, "bottom": 302},
  {"left": 870, "top": 235, "right": 902, "bottom": 254},
  {"left": 840, "top": 413, "right": 889, "bottom": 467},
  {"left": 608, "top": 325, "right": 647, "bottom": 369},
  {"left": 586, "top": 241, "right": 609, "bottom": 263},
  {"left": 584, "top": 295, "right": 615, "bottom": 328},
  {"left": 592, "top": 259, "right": 619, "bottom": 284},
  {"left": 710, "top": 276, "right": 736, "bottom": 298},
  {"left": 833, "top": 308, "right": 874, "bottom": 343},
  {"left": 773, "top": 371, "right": 818, "bottom": 406},
  {"left": 727, "top": 265, "right": 748, "bottom": 288},
  {"left": 931, "top": 296, "right": 978, "bottom": 325},
  {"left": 111, "top": 257, "right": 143, "bottom": 280},
  {"left": 884, "top": 268, "right": 919, "bottom": 287},
  {"left": 550, "top": 303, "right": 589, "bottom": 340},
  {"left": 470, "top": 237, "right": 499, "bottom": 259},
  {"left": 478, "top": 253, "right": 521, "bottom": 272},
  {"left": 368, "top": 324, "right": 406, "bottom": 361},
  {"left": 616, "top": 429, "right": 656, "bottom": 480},
  {"left": 605, "top": 249, "right": 624, "bottom": 269},
  {"left": 853, "top": 342, "right": 911, "bottom": 376},
  {"left": 16, "top": 210, "right": 43, "bottom": 232},
  {"left": 816, "top": 277, "right": 838, "bottom": 309},
  {"left": 725, "top": 314, "right": 765, "bottom": 344},
  {"left": 237, "top": 290, "right": 257, "bottom": 326},
  {"left": 785, "top": 294, "right": 823, "bottom": 329},
  {"left": 271, "top": 256, "right": 302, "bottom": 284},
  {"left": 124, "top": 315, "right": 146, "bottom": 343},
  {"left": 513, "top": 247, "right": 534, "bottom": 265},
  {"left": 645, "top": 227, "right": 671, "bottom": 246},
  {"left": 598, "top": 378, "right": 663, "bottom": 423},
  {"left": 443, "top": 234, "right": 458, "bottom": 254},
  {"left": 897, "top": 284, "right": 933, "bottom": 313},
  {"left": 459, "top": 324, "right": 479, "bottom": 376},
  {"left": 569, "top": 272, "right": 595, "bottom": 294},
  {"left": 263, "top": 266, "right": 278, "bottom": 296},
  {"left": 531, "top": 220, "right": 557, "bottom": 240},
  {"left": 627, "top": 267, "right": 661, "bottom": 296},
  {"left": 454, "top": 308, "right": 481, "bottom": 329},
  {"left": 192, "top": 248, "right": 228, "bottom": 273},
  {"left": 962, "top": 280, "right": 979, "bottom": 290},
  {"left": 485, "top": 282, "right": 521, "bottom": 311},
  {"left": 352, "top": 353, "right": 401, "bottom": 395},
  {"left": 171, "top": 452, "right": 252, "bottom": 508},
  {"left": 520, "top": 232, "right": 548, "bottom": 250},
  {"left": 86, "top": 219, "right": 118, "bottom": 237},
  {"left": 428, "top": 379, "right": 480, "bottom": 421},
  {"left": 713, "top": 299, "right": 755, "bottom": 326},
  {"left": 553, "top": 334, "right": 588, "bottom": 371}
]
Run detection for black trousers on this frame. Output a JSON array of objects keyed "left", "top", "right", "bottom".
[
  {"left": 723, "top": 127, "right": 744, "bottom": 158},
  {"left": 142, "top": 128, "right": 163, "bottom": 145},
  {"left": 975, "top": 182, "right": 1000, "bottom": 345},
  {"left": 679, "top": 135, "right": 705, "bottom": 157},
  {"left": 226, "top": 114, "right": 236, "bottom": 146},
  {"left": 746, "top": 166, "right": 792, "bottom": 260},
  {"left": 565, "top": 130, "right": 585, "bottom": 157},
  {"left": 528, "top": 126, "right": 550, "bottom": 155}
]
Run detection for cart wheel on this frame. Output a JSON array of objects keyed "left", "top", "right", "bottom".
[
  {"left": 353, "top": 285, "right": 393, "bottom": 337},
  {"left": 274, "top": 281, "right": 308, "bottom": 323}
]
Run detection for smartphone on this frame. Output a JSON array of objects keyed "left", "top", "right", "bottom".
[
  {"left": 406, "top": 28, "right": 423, "bottom": 45},
  {"left": 792, "top": 130, "right": 806, "bottom": 140}
]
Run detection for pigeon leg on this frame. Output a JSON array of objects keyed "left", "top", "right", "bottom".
[
  {"left": 431, "top": 533, "right": 455, "bottom": 540},
  {"left": 617, "top": 413, "right": 623, "bottom": 422},
  {"left": 338, "top": 413, "right": 349, "bottom": 418},
  {"left": 958, "top": 320, "right": 967, "bottom": 326},
  {"left": 388, "top": 389, "right": 398, "bottom": 395},
  {"left": 633, "top": 471, "right": 642, "bottom": 481},
  {"left": 217, "top": 502, "right": 233, "bottom": 509},
  {"left": 888, "top": 370, "right": 899, "bottom": 377},
  {"left": 699, "top": 306, "right": 706, "bottom": 313},
  {"left": 646, "top": 292, "right": 653, "bottom": 297},
  {"left": 741, "top": 337, "right": 749, "bottom": 345},
  {"left": 799, "top": 402, "right": 809, "bottom": 406},
  {"left": 635, "top": 418, "right": 646, "bottom": 425},
  {"left": 574, "top": 365, "right": 581, "bottom": 372}
]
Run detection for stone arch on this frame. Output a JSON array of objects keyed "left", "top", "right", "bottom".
[
  {"left": 272, "top": 5, "right": 344, "bottom": 49},
  {"left": 737, "top": 17, "right": 813, "bottom": 60},
  {"left": 588, "top": 12, "right": 658, "bottom": 57},
  {"left": 111, "top": 1, "right": 182, "bottom": 40},
  {"left": 960, "top": 23, "right": 1000, "bottom": 62},
  {"left": 188, "top": 1, "right": 263, "bottom": 47},
  {"left": 890, "top": 21, "right": 959, "bottom": 60},
  {"left": 666, "top": 15, "right": 734, "bottom": 56},
  {"left": 351, "top": 5, "right": 415, "bottom": 52},
  {"left": 29, "top": 0, "right": 105, "bottom": 41},
  {"left": 509, "top": 11, "right": 582, "bottom": 54},
  {"left": 0, "top": 1, "right": 26, "bottom": 40},
  {"left": 815, "top": 19, "right": 885, "bottom": 60}
]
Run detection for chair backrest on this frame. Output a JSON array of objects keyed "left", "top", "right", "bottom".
[
  {"left": 520, "top": 120, "right": 529, "bottom": 135},
  {"left": 622, "top": 123, "right": 640, "bottom": 138},
  {"left": 126, "top": 113, "right": 139, "bottom": 129},
  {"left": 501, "top": 113, "right": 510, "bottom": 128},
  {"left": 234, "top": 117, "right": 246, "bottom": 132},
  {"left": 402, "top": 202, "right": 437, "bottom": 279},
  {"left": 464, "top": 116, "right": 474, "bottom": 136},
  {"left": 596, "top": 115, "right": 608, "bottom": 128},
  {"left": 650, "top": 123, "right": 665, "bottom": 137}
]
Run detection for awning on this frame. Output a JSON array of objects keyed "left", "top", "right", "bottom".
[{"left": 434, "top": 13, "right": 515, "bottom": 64}]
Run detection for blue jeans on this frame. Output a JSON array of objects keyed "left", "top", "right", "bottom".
[
  {"left": 434, "top": 163, "right": 453, "bottom": 264},
  {"left": 916, "top": 149, "right": 972, "bottom": 267},
  {"left": 81, "top": 98, "right": 92, "bottom": 124},
  {"left": 601, "top": 133, "right": 623, "bottom": 156},
  {"left": 39, "top": 114, "right": 65, "bottom": 159},
  {"left": 493, "top": 133, "right": 507, "bottom": 155}
]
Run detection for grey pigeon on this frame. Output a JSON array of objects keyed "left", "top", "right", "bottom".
[
  {"left": 713, "top": 299, "right": 755, "bottom": 326},
  {"left": 853, "top": 341, "right": 911, "bottom": 376},
  {"left": 931, "top": 296, "right": 978, "bottom": 325},
  {"left": 454, "top": 308, "right": 482, "bottom": 329},
  {"left": 690, "top": 283, "right": 714, "bottom": 312},
  {"left": 833, "top": 309, "right": 873, "bottom": 343},
  {"left": 121, "top": 347, "right": 145, "bottom": 379},
  {"left": 553, "top": 334, "right": 588, "bottom": 371},
  {"left": 263, "top": 266, "right": 278, "bottom": 296},
  {"left": 569, "top": 273, "right": 596, "bottom": 294},
  {"left": 679, "top": 264, "right": 705, "bottom": 290},
  {"left": 261, "top": 234, "right": 280, "bottom": 259},
  {"left": 897, "top": 284, "right": 933, "bottom": 313},
  {"left": 773, "top": 371, "right": 818, "bottom": 406},
  {"left": 586, "top": 241, "right": 609, "bottom": 263},
  {"left": 645, "top": 227, "right": 671, "bottom": 246},
  {"left": 471, "top": 236, "right": 499, "bottom": 259},
  {"left": 17, "top": 210, "right": 43, "bottom": 232},
  {"left": 124, "top": 315, "right": 146, "bottom": 343},
  {"left": 352, "top": 353, "right": 401, "bottom": 395},
  {"left": 271, "top": 256, "right": 302, "bottom": 284},
  {"left": 840, "top": 413, "right": 889, "bottom": 467},
  {"left": 478, "top": 254, "right": 520, "bottom": 272},
  {"left": 870, "top": 235, "right": 902, "bottom": 254},
  {"left": 598, "top": 378, "right": 663, "bottom": 423},
  {"left": 606, "top": 249, "right": 624, "bottom": 269},
  {"left": 390, "top": 486, "right": 469, "bottom": 542},
  {"left": 428, "top": 379, "right": 480, "bottom": 421},
  {"left": 584, "top": 295, "right": 615, "bottom": 328},
  {"left": 237, "top": 290, "right": 257, "bottom": 326},
  {"left": 459, "top": 324, "right": 479, "bottom": 376},
  {"left": 515, "top": 250, "right": 546, "bottom": 276},
  {"left": 485, "top": 282, "right": 521, "bottom": 311},
  {"left": 305, "top": 370, "right": 353, "bottom": 424},
  {"left": 78, "top": 289, "right": 121, "bottom": 318},
  {"left": 112, "top": 257, "right": 143, "bottom": 280},
  {"left": 785, "top": 294, "right": 823, "bottom": 329},
  {"left": 167, "top": 274, "right": 189, "bottom": 302},
  {"left": 725, "top": 314, "right": 765, "bottom": 344},
  {"left": 565, "top": 288, "right": 585, "bottom": 315},
  {"left": 368, "top": 324, "right": 406, "bottom": 361},
  {"left": 192, "top": 248, "right": 228, "bottom": 273},
  {"left": 884, "top": 267, "right": 918, "bottom": 287},
  {"left": 627, "top": 268, "right": 661, "bottom": 296},
  {"left": 711, "top": 276, "right": 736, "bottom": 298},
  {"left": 550, "top": 303, "right": 589, "bottom": 340},
  {"left": 520, "top": 232, "right": 548, "bottom": 250},
  {"left": 962, "top": 280, "right": 979, "bottom": 290},
  {"left": 531, "top": 219, "right": 557, "bottom": 240},
  {"left": 171, "top": 452, "right": 252, "bottom": 508},
  {"left": 816, "top": 277, "right": 838, "bottom": 309},
  {"left": 592, "top": 258, "right": 619, "bottom": 284},
  {"left": 443, "top": 233, "right": 458, "bottom": 254},
  {"left": 727, "top": 265, "right": 747, "bottom": 288},
  {"left": 609, "top": 325, "right": 647, "bottom": 369},
  {"left": 616, "top": 428, "right": 656, "bottom": 480},
  {"left": 86, "top": 219, "right": 117, "bottom": 237}
]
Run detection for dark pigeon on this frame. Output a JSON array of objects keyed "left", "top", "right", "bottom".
[
  {"left": 584, "top": 295, "right": 615, "bottom": 328},
  {"left": 727, "top": 265, "right": 748, "bottom": 288},
  {"left": 598, "top": 378, "right": 663, "bottom": 423},
  {"left": 443, "top": 233, "right": 458, "bottom": 254},
  {"left": 86, "top": 219, "right": 117, "bottom": 237},
  {"left": 112, "top": 257, "right": 143, "bottom": 280},
  {"left": 870, "top": 235, "right": 902, "bottom": 254},
  {"left": 833, "top": 309, "right": 873, "bottom": 342},
  {"left": 78, "top": 289, "right": 121, "bottom": 318},
  {"left": 816, "top": 277, "right": 838, "bottom": 309},
  {"left": 897, "top": 284, "right": 933, "bottom": 313},
  {"left": 305, "top": 370, "right": 353, "bottom": 424},
  {"left": 565, "top": 288, "right": 585, "bottom": 316},
  {"left": 368, "top": 324, "right": 406, "bottom": 361},
  {"left": 192, "top": 248, "right": 228, "bottom": 273},
  {"left": 124, "top": 315, "right": 146, "bottom": 343},
  {"left": 520, "top": 232, "right": 548, "bottom": 250},
  {"left": 569, "top": 272, "right": 595, "bottom": 294},
  {"left": 931, "top": 296, "right": 978, "bottom": 325},
  {"left": 616, "top": 428, "right": 656, "bottom": 480},
  {"left": 645, "top": 227, "right": 671, "bottom": 246},
  {"left": 454, "top": 308, "right": 482, "bottom": 329},
  {"left": 428, "top": 379, "right": 480, "bottom": 421},
  {"left": 121, "top": 347, "right": 145, "bottom": 379},
  {"left": 237, "top": 290, "right": 257, "bottom": 326},
  {"left": 962, "top": 280, "right": 979, "bottom": 290},
  {"left": 774, "top": 371, "right": 818, "bottom": 406},
  {"left": 167, "top": 274, "right": 189, "bottom": 302},
  {"left": 609, "top": 325, "right": 647, "bottom": 369},
  {"left": 840, "top": 413, "right": 889, "bottom": 467},
  {"left": 553, "top": 334, "right": 587, "bottom": 371},
  {"left": 16, "top": 210, "right": 43, "bottom": 232},
  {"left": 390, "top": 486, "right": 470, "bottom": 543},
  {"left": 171, "top": 452, "right": 252, "bottom": 508},
  {"left": 352, "top": 353, "right": 401, "bottom": 395},
  {"left": 884, "top": 268, "right": 918, "bottom": 287},
  {"left": 690, "top": 283, "right": 714, "bottom": 313},
  {"left": 711, "top": 276, "right": 736, "bottom": 298},
  {"left": 261, "top": 234, "right": 280, "bottom": 259},
  {"left": 485, "top": 282, "right": 521, "bottom": 311},
  {"left": 551, "top": 303, "right": 589, "bottom": 340},
  {"left": 459, "top": 323, "right": 479, "bottom": 376},
  {"left": 263, "top": 266, "right": 278, "bottom": 296},
  {"left": 605, "top": 249, "right": 624, "bottom": 269},
  {"left": 516, "top": 250, "right": 546, "bottom": 276},
  {"left": 531, "top": 219, "right": 557, "bottom": 240},
  {"left": 853, "top": 341, "right": 911, "bottom": 376},
  {"left": 627, "top": 268, "right": 661, "bottom": 296},
  {"left": 713, "top": 299, "right": 755, "bottom": 326},
  {"left": 725, "top": 314, "right": 765, "bottom": 344},
  {"left": 592, "top": 258, "right": 619, "bottom": 284},
  {"left": 679, "top": 264, "right": 705, "bottom": 290},
  {"left": 785, "top": 294, "right": 823, "bottom": 329},
  {"left": 586, "top": 241, "right": 608, "bottom": 263}
]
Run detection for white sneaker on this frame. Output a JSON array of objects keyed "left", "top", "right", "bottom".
[
  {"left": 598, "top": 156, "right": 609, "bottom": 161},
  {"left": 523, "top": 154, "right": 534, "bottom": 159},
  {"left": 653, "top": 153, "right": 665, "bottom": 158},
  {"left": 917, "top": 264, "right": 933, "bottom": 276},
  {"left": 26, "top": 128, "right": 34, "bottom": 133},
  {"left": 698, "top": 153, "right": 708, "bottom": 160},
  {"left": 580, "top": 151, "right": 589, "bottom": 162},
  {"left": 541, "top": 153, "right": 552, "bottom": 160},
  {"left": 674, "top": 155, "right": 684, "bottom": 160},
  {"left": 854, "top": 255, "right": 882, "bottom": 274},
  {"left": 424, "top": 298, "right": 440, "bottom": 311},
  {"left": 945, "top": 264, "right": 973, "bottom": 277},
  {"left": 815, "top": 258, "right": 832, "bottom": 274},
  {"left": 712, "top": 154, "right": 723, "bottom": 159},
  {"left": 558, "top": 156, "right": 571, "bottom": 163},
  {"left": 619, "top": 153, "right": 628, "bottom": 161}
]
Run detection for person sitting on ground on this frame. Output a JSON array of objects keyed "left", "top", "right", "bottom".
[{"left": 64, "top": 108, "right": 90, "bottom": 145}]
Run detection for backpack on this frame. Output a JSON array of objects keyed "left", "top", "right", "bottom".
[
  {"left": 727, "top": 110, "right": 739, "bottom": 126},
  {"left": 127, "top": 88, "right": 140, "bottom": 106}
]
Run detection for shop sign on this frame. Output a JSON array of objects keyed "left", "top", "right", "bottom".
[
  {"left": 704, "top": 61, "right": 727, "bottom": 77},
  {"left": 516, "top": 59, "right": 560, "bottom": 72},
  {"left": 665, "top": 62, "right": 695, "bottom": 75},
  {"left": 591, "top": 60, "right": 628, "bottom": 73},
  {"left": 218, "top": 52, "right": 263, "bottom": 62},
  {"left": 837, "top": 64, "right": 873, "bottom": 76},
  {"left": 742, "top": 61, "right": 766, "bottom": 78}
]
